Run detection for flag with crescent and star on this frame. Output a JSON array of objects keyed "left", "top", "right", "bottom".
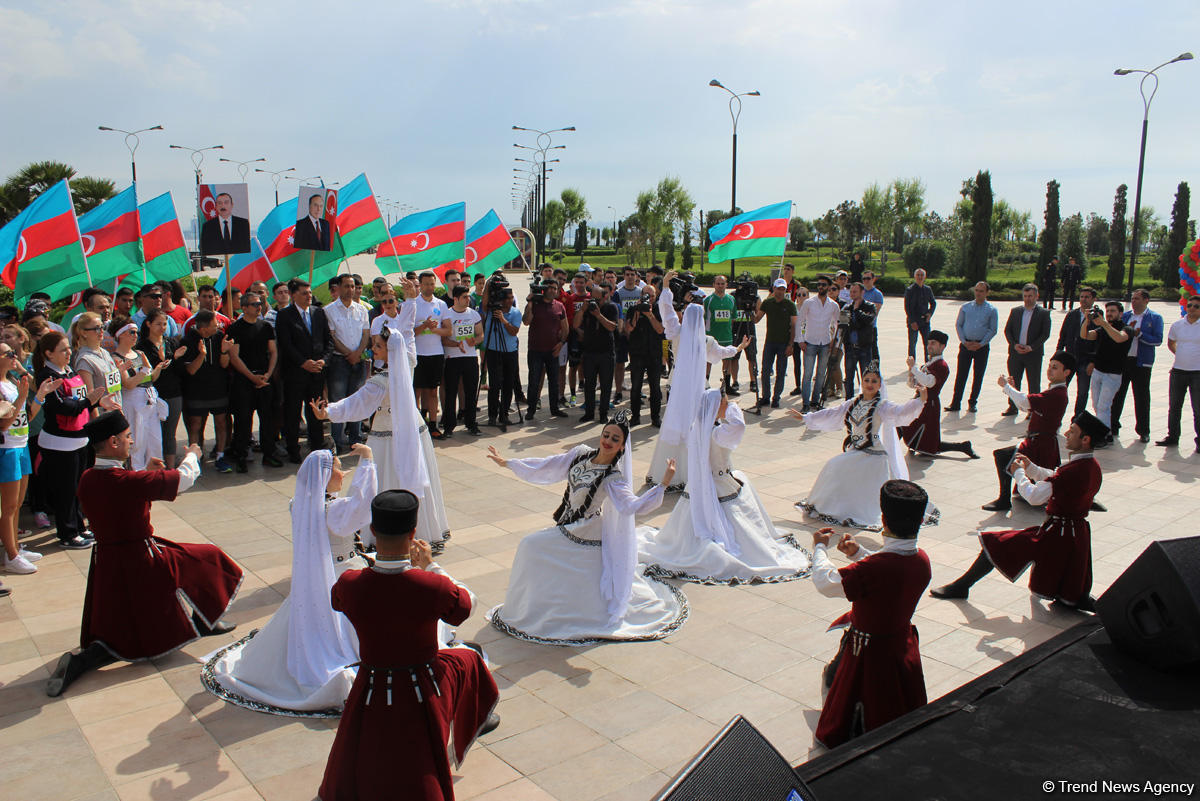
[
  {"left": 334, "top": 173, "right": 389, "bottom": 257},
  {"left": 465, "top": 210, "right": 521, "bottom": 277},
  {"left": 707, "top": 200, "right": 791, "bottom": 263},
  {"left": 216, "top": 236, "right": 277, "bottom": 294},
  {"left": 375, "top": 202, "right": 466, "bottom": 281},
  {"left": 76, "top": 185, "right": 145, "bottom": 286},
  {"left": 0, "top": 180, "right": 91, "bottom": 305},
  {"left": 256, "top": 197, "right": 345, "bottom": 284},
  {"left": 128, "top": 191, "right": 192, "bottom": 291}
]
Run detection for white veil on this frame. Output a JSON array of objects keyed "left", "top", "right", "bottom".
[
  {"left": 286, "top": 450, "right": 359, "bottom": 689},
  {"left": 685, "top": 389, "right": 739, "bottom": 556},
  {"left": 877, "top": 373, "right": 909, "bottom": 481},
  {"left": 659, "top": 303, "right": 706, "bottom": 447},
  {"left": 385, "top": 328, "right": 429, "bottom": 498},
  {"left": 599, "top": 414, "right": 637, "bottom": 624}
]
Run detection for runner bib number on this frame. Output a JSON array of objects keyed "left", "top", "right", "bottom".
[
  {"left": 453, "top": 321, "right": 475, "bottom": 342},
  {"left": 104, "top": 369, "right": 122, "bottom": 395},
  {"left": 9, "top": 409, "right": 28, "bottom": 438},
  {"left": 714, "top": 309, "right": 732, "bottom": 321}
]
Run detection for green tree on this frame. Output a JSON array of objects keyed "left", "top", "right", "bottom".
[
  {"left": 542, "top": 200, "right": 567, "bottom": 249},
  {"left": 1154, "top": 183, "right": 1188, "bottom": 287},
  {"left": 1059, "top": 213, "right": 1086, "bottom": 278},
  {"left": 572, "top": 221, "right": 588, "bottom": 256},
  {"left": 860, "top": 183, "right": 895, "bottom": 269},
  {"left": 788, "top": 217, "right": 812, "bottom": 251},
  {"left": 1126, "top": 206, "right": 1159, "bottom": 256},
  {"left": 833, "top": 200, "right": 864, "bottom": 257},
  {"left": 0, "top": 161, "right": 117, "bottom": 224},
  {"left": 1036, "top": 179, "right": 1060, "bottom": 287},
  {"left": 989, "top": 198, "right": 1014, "bottom": 269},
  {"left": 890, "top": 177, "right": 926, "bottom": 251},
  {"left": 681, "top": 221, "right": 694, "bottom": 272},
  {"left": 1106, "top": 184, "right": 1128, "bottom": 289},
  {"left": 560, "top": 188, "right": 589, "bottom": 242},
  {"left": 1085, "top": 213, "right": 1110, "bottom": 256},
  {"left": 965, "top": 170, "right": 993, "bottom": 282},
  {"left": 630, "top": 177, "right": 694, "bottom": 269}
]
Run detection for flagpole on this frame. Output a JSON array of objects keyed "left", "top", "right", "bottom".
[
  {"left": 224, "top": 254, "right": 233, "bottom": 316},
  {"left": 307, "top": 251, "right": 315, "bottom": 285},
  {"left": 65, "top": 181, "right": 95, "bottom": 290}
]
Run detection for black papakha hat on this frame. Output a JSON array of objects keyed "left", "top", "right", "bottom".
[{"left": 370, "top": 489, "right": 419, "bottom": 536}]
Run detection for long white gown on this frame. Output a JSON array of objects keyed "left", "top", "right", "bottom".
[
  {"left": 487, "top": 445, "right": 688, "bottom": 645},
  {"left": 120, "top": 354, "right": 167, "bottom": 471},
  {"left": 201, "top": 461, "right": 377, "bottom": 717},
  {"left": 796, "top": 394, "right": 939, "bottom": 531},
  {"left": 640, "top": 405, "right": 812, "bottom": 585}
]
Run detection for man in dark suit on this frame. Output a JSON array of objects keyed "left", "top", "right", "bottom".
[
  {"left": 200, "top": 192, "right": 251, "bottom": 255},
  {"left": 1002, "top": 283, "right": 1052, "bottom": 416},
  {"left": 293, "top": 193, "right": 332, "bottom": 251},
  {"left": 274, "top": 278, "right": 331, "bottom": 462}
]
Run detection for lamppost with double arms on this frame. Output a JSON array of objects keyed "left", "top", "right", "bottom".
[
  {"left": 98, "top": 124, "right": 163, "bottom": 182},
  {"left": 709, "top": 79, "right": 760, "bottom": 278},
  {"left": 255, "top": 166, "right": 297, "bottom": 205},
  {"left": 513, "top": 125, "right": 575, "bottom": 258}
]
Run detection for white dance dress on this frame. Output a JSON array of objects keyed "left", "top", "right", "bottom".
[
  {"left": 488, "top": 445, "right": 688, "bottom": 645},
  {"left": 640, "top": 402, "right": 812, "bottom": 584},
  {"left": 796, "top": 394, "right": 939, "bottom": 531},
  {"left": 202, "top": 458, "right": 377, "bottom": 717},
  {"left": 120, "top": 353, "right": 167, "bottom": 471}
]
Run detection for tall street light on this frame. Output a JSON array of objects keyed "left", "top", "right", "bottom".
[
  {"left": 99, "top": 124, "right": 163, "bottom": 182},
  {"left": 169, "top": 143, "right": 224, "bottom": 184},
  {"left": 608, "top": 205, "right": 617, "bottom": 249},
  {"left": 1114, "top": 52, "right": 1193, "bottom": 300},
  {"left": 255, "top": 166, "right": 296, "bottom": 204},
  {"left": 219, "top": 156, "right": 267, "bottom": 182},
  {"left": 710, "top": 79, "right": 760, "bottom": 277},
  {"left": 513, "top": 125, "right": 575, "bottom": 256}
]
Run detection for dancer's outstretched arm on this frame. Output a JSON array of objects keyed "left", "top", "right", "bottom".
[
  {"left": 604, "top": 459, "right": 675, "bottom": 516},
  {"left": 487, "top": 444, "right": 587, "bottom": 485},
  {"left": 311, "top": 380, "right": 387, "bottom": 425}
]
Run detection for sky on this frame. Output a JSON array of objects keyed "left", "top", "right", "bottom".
[{"left": 1, "top": 0, "right": 1197, "bottom": 241}]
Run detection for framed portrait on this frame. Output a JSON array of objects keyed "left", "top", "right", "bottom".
[
  {"left": 293, "top": 186, "right": 338, "bottom": 252},
  {"left": 198, "top": 183, "right": 251, "bottom": 256}
]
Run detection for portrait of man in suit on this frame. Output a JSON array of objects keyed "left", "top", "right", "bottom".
[
  {"left": 200, "top": 190, "right": 251, "bottom": 256},
  {"left": 293, "top": 192, "right": 333, "bottom": 252}
]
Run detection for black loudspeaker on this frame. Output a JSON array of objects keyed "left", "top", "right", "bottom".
[
  {"left": 654, "top": 716, "right": 819, "bottom": 801},
  {"left": 1097, "top": 536, "right": 1200, "bottom": 669}
]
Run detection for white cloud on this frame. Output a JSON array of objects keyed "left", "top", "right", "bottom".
[{"left": 0, "top": 8, "right": 74, "bottom": 83}]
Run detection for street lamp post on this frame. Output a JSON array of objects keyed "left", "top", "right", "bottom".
[
  {"left": 169, "top": 144, "right": 224, "bottom": 276},
  {"left": 709, "top": 80, "right": 760, "bottom": 278},
  {"left": 608, "top": 205, "right": 616, "bottom": 249},
  {"left": 219, "top": 156, "right": 267, "bottom": 182},
  {"left": 98, "top": 124, "right": 163, "bottom": 182},
  {"left": 513, "top": 126, "right": 574, "bottom": 259},
  {"left": 255, "top": 166, "right": 297, "bottom": 205},
  {"left": 1114, "top": 52, "right": 1193, "bottom": 300}
]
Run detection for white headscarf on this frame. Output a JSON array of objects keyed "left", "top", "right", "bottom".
[
  {"left": 385, "top": 328, "right": 429, "bottom": 497},
  {"left": 685, "top": 389, "right": 739, "bottom": 556},
  {"left": 599, "top": 415, "right": 637, "bottom": 624},
  {"left": 286, "top": 450, "right": 359, "bottom": 689},
  {"left": 659, "top": 303, "right": 706, "bottom": 447},
  {"left": 877, "top": 373, "right": 909, "bottom": 481}
]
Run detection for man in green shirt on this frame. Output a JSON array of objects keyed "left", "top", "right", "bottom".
[
  {"left": 755, "top": 278, "right": 798, "bottom": 408},
  {"left": 704, "top": 275, "right": 738, "bottom": 392}
]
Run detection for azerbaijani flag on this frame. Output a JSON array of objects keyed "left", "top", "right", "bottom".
[
  {"left": 77, "top": 185, "right": 144, "bottom": 285},
  {"left": 465, "top": 210, "right": 521, "bottom": 277},
  {"left": 707, "top": 201, "right": 791, "bottom": 263},
  {"left": 334, "top": 173, "right": 389, "bottom": 258},
  {"left": 0, "top": 180, "right": 91, "bottom": 304},
  {"left": 257, "top": 198, "right": 344, "bottom": 285},
  {"left": 138, "top": 192, "right": 191, "bottom": 285},
  {"left": 376, "top": 202, "right": 466, "bottom": 281},
  {"left": 216, "top": 236, "right": 276, "bottom": 293}
]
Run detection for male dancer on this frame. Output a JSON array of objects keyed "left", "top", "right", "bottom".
[
  {"left": 47, "top": 411, "right": 241, "bottom": 697},
  {"left": 811, "top": 480, "right": 933, "bottom": 748},
  {"left": 931, "top": 412, "right": 1106, "bottom": 611},
  {"left": 981, "top": 351, "right": 1074, "bottom": 511},
  {"left": 900, "top": 330, "right": 977, "bottom": 458},
  {"left": 319, "top": 490, "right": 499, "bottom": 801}
]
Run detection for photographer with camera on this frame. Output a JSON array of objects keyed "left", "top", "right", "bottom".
[
  {"left": 482, "top": 278, "right": 521, "bottom": 432},
  {"left": 729, "top": 274, "right": 761, "bottom": 400},
  {"left": 843, "top": 282, "right": 879, "bottom": 397},
  {"left": 704, "top": 275, "right": 738, "bottom": 394},
  {"left": 522, "top": 279, "right": 569, "bottom": 421},
  {"left": 1080, "top": 300, "right": 1132, "bottom": 441},
  {"left": 754, "top": 279, "right": 797, "bottom": 408},
  {"left": 624, "top": 284, "right": 665, "bottom": 426},
  {"left": 573, "top": 281, "right": 620, "bottom": 423},
  {"left": 613, "top": 266, "right": 645, "bottom": 405}
]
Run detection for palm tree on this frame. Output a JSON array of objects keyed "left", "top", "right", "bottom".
[
  {"left": 0, "top": 161, "right": 117, "bottom": 224},
  {"left": 70, "top": 176, "right": 118, "bottom": 214}
]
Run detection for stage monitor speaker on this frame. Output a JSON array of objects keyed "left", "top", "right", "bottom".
[
  {"left": 654, "top": 715, "right": 819, "bottom": 801},
  {"left": 1097, "top": 535, "right": 1200, "bottom": 669}
]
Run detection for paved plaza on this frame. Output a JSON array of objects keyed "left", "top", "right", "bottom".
[{"left": 0, "top": 295, "right": 1194, "bottom": 801}]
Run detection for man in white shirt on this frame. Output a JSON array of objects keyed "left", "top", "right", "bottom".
[
  {"left": 796, "top": 275, "right": 841, "bottom": 412},
  {"left": 325, "top": 274, "right": 371, "bottom": 452},
  {"left": 412, "top": 271, "right": 452, "bottom": 438},
  {"left": 440, "top": 286, "right": 484, "bottom": 437},
  {"left": 1158, "top": 294, "right": 1200, "bottom": 451}
]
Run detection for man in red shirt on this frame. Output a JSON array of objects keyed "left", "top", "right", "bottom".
[
  {"left": 184, "top": 284, "right": 234, "bottom": 333},
  {"left": 521, "top": 280, "right": 569, "bottom": 420}
]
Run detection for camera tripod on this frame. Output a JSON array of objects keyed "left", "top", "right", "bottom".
[{"left": 731, "top": 314, "right": 763, "bottom": 416}]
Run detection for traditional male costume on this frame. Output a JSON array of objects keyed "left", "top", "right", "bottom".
[
  {"left": 934, "top": 412, "right": 1107, "bottom": 609},
  {"left": 982, "top": 351, "right": 1073, "bottom": 511},
  {"left": 47, "top": 411, "right": 242, "bottom": 697},
  {"left": 812, "top": 480, "right": 932, "bottom": 748},
  {"left": 319, "top": 490, "right": 498, "bottom": 801},
  {"left": 899, "top": 331, "right": 977, "bottom": 458}
]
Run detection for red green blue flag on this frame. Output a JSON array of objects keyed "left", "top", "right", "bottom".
[
  {"left": 376, "top": 202, "right": 466, "bottom": 281},
  {"left": 257, "top": 197, "right": 344, "bottom": 284},
  {"left": 707, "top": 200, "right": 791, "bottom": 263},
  {"left": 0, "top": 180, "right": 90, "bottom": 304},
  {"left": 77, "top": 185, "right": 144, "bottom": 286},
  {"left": 465, "top": 210, "right": 521, "bottom": 277},
  {"left": 334, "top": 173, "right": 389, "bottom": 258},
  {"left": 137, "top": 192, "right": 191, "bottom": 287},
  {"left": 216, "top": 236, "right": 276, "bottom": 293}
]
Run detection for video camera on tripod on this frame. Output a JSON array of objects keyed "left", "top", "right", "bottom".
[
  {"left": 669, "top": 272, "right": 701, "bottom": 310},
  {"left": 732, "top": 272, "right": 759, "bottom": 316},
  {"left": 485, "top": 273, "right": 511, "bottom": 312}
]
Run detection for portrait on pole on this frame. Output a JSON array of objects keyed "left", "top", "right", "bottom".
[
  {"left": 293, "top": 186, "right": 338, "bottom": 252},
  {"left": 198, "top": 183, "right": 251, "bottom": 256}
]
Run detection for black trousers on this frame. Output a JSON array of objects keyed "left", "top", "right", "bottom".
[
  {"left": 1072, "top": 358, "right": 1092, "bottom": 417},
  {"left": 951, "top": 344, "right": 990, "bottom": 406},
  {"left": 1005, "top": 350, "right": 1042, "bottom": 409},
  {"left": 38, "top": 446, "right": 87, "bottom": 541},
  {"left": 627, "top": 352, "right": 663, "bottom": 421},
  {"left": 283, "top": 369, "right": 325, "bottom": 456},
  {"left": 526, "top": 349, "right": 560, "bottom": 414},
  {"left": 486, "top": 349, "right": 518, "bottom": 421},
  {"left": 441, "top": 357, "right": 480, "bottom": 433},
  {"left": 844, "top": 344, "right": 874, "bottom": 398},
  {"left": 230, "top": 376, "right": 276, "bottom": 461},
  {"left": 582, "top": 351, "right": 615, "bottom": 417},
  {"left": 1043, "top": 285, "right": 1057, "bottom": 310},
  {"left": 1110, "top": 357, "right": 1152, "bottom": 437},
  {"left": 1166, "top": 368, "right": 1200, "bottom": 444}
]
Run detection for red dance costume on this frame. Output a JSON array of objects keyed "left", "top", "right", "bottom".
[
  {"left": 816, "top": 548, "right": 932, "bottom": 748},
  {"left": 77, "top": 463, "right": 243, "bottom": 659},
  {"left": 980, "top": 454, "right": 1102, "bottom": 604},
  {"left": 1015, "top": 384, "right": 1068, "bottom": 469},
  {"left": 319, "top": 565, "right": 499, "bottom": 801},
  {"left": 900, "top": 357, "right": 949, "bottom": 453}
]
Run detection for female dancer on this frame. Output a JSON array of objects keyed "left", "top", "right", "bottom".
[
  {"left": 640, "top": 388, "right": 811, "bottom": 584},
  {"left": 788, "top": 363, "right": 936, "bottom": 531},
  {"left": 109, "top": 319, "right": 168, "bottom": 470},
  {"left": 203, "top": 445, "right": 377, "bottom": 716},
  {"left": 486, "top": 413, "right": 687, "bottom": 644},
  {"left": 136, "top": 310, "right": 186, "bottom": 468}
]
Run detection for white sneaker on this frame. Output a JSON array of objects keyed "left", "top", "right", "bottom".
[
  {"left": 18, "top": 547, "right": 42, "bottom": 562},
  {"left": 4, "top": 554, "right": 37, "bottom": 574}
]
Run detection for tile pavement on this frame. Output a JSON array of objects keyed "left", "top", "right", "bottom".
[{"left": 0, "top": 296, "right": 1195, "bottom": 800}]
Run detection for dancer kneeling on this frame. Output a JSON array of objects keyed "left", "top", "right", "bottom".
[
  {"left": 47, "top": 411, "right": 242, "bottom": 697},
  {"left": 899, "top": 330, "right": 978, "bottom": 458},
  {"left": 319, "top": 490, "right": 499, "bottom": 801},
  {"left": 812, "top": 480, "right": 932, "bottom": 749},
  {"left": 788, "top": 363, "right": 936, "bottom": 531},
  {"left": 931, "top": 411, "right": 1106, "bottom": 612},
  {"left": 639, "top": 388, "right": 811, "bottom": 584},
  {"left": 486, "top": 413, "right": 688, "bottom": 644},
  {"left": 203, "top": 445, "right": 378, "bottom": 716}
]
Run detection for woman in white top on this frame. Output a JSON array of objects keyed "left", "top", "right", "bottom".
[
  {"left": 71, "top": 312, "right": 131, "bottom": 417},
  {"left": 640, "top": 389, "right": 811, "bottom": 585},
  {"left": 108, "top": 319, "right": 168, "bottom": 470},
  {"left": 203, "top": 445, "right": 377, "bottom": 716}
]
